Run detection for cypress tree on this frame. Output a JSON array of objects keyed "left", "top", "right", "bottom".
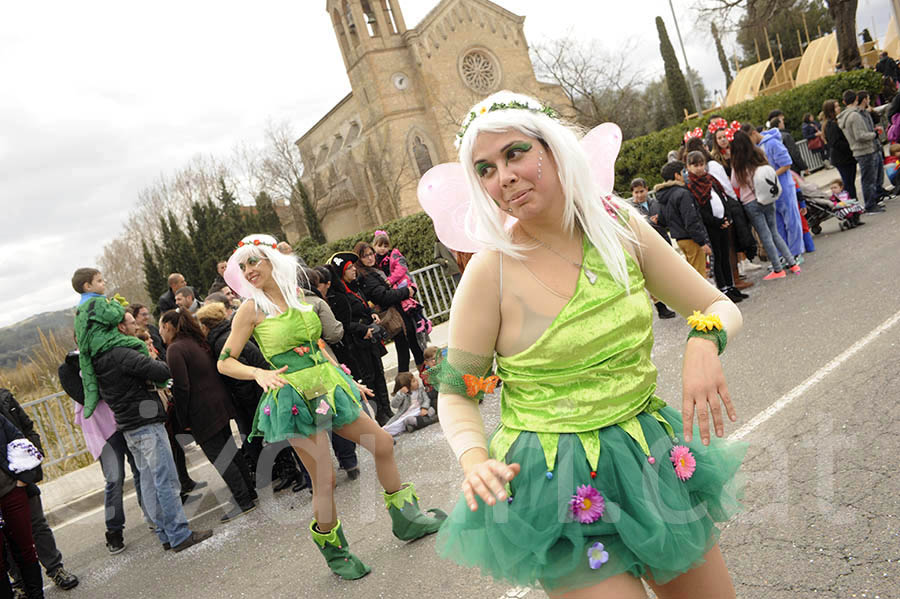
[
  {"left": 298, "top": 181, "right": 326, "bottom": 244},
  {"left": 141, "top": 239, "right": 165, "bottom": 316},
  {"left": 253, "top": 191, "right": 286, "bottom": 240},
  {"left": 655, "top": 16, "right": 693, "bottom": 121},
  {"left": 711, "top": 22, "right": 733, "bottom": 88}
]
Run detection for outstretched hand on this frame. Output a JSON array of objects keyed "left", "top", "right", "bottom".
[
  {"left": 681, "top": 337, "right": 736, "bottom": 445},
  {"left": 356, "top": 382, "right": 375, "bottom": 398},
  {"left": 461, "top": 458, "right": 521, "bottom": 511},
  {"left": 254, "top": 365, "right": 289, "bottom": 393}
]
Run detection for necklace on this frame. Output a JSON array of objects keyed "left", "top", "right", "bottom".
[{"left": 524, "top": 232, "right": 598, "bottom": 285}]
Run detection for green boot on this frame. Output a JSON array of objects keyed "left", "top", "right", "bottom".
[
  {"left": 383, "top": 483, "right": 448, "bottom": 541},
  {"left": 309, "top": 520, "right": 371, "bottom": 580}
]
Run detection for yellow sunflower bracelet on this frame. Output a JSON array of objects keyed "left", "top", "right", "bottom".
[{"left": 686, "top": 311, "right": 727, "bottom": 355}]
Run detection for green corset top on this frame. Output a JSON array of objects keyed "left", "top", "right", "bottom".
[
  {"left": 253, "top": 305, "right": 354, "bottom": 410},
  {"left": 492, "top": 234, "right": 672, "bottom": 472}
]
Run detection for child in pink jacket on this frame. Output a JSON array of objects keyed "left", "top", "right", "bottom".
[{"left": 372, "top": 231, "right": 432, "bottom": 335}]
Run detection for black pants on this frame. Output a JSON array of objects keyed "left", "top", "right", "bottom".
[
  {"left": 6, "top": 490, "right": 63, "bottom": 581},
  {"left": 835, "top": 161, "right": 858, "bottom": 200},
  {"left": 392, "top": 310, "right": 425, "bottom": 373},
  {"left": 330, "top": 432, "right": 357, "bottom": 470},
  {"left": 198, "top": 426, "right": 255, "bottom": 508},
  {"left": 708, "top": 226, "right": 734, "bottom": 290},
  {"left": 232, "top": 397, "right": 263, "bottom": 474},
  {"left": 165, "top": 410, "right": 194, "bottom": 493},
  {"left": 353, "top": 344, "right": 392, "bottom": 425}
]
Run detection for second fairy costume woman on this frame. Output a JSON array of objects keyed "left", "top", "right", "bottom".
[
  {"left": 217, "top": 234, "right": 446, "bottom": 580},
  {"left": 427, "top": 92, "right": 747, "bottom": 598}
]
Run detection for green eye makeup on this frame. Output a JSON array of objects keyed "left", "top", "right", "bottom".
[{"left": 239, "top": 255, "right": 264, "bottom": 272}]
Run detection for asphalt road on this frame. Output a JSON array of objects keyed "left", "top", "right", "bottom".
[{"left": 42, "top": 203, "right": 899, "bottom": 599}]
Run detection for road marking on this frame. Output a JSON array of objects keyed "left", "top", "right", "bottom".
[{"left": 730, "top": 308, "right": 900, "bottom": 441}]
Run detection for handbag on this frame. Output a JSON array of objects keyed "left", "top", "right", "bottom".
[
  {"left": 375, "top": 306, "right": 405, "bottom": 340},
  {"left": 807, "top": 136, "right": 824, "bottom": 151}
]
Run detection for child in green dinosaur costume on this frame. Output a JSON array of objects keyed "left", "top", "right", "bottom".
[{"left": 71, "top": 268, "right": 149, "bottom": 418}]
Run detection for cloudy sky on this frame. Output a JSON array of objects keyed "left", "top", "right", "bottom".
[{"left": 0, "top": 0, "right": 890, "bottom": 328}]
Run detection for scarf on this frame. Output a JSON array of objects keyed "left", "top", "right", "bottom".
[
  {"left": 687, "top": 170, "right": 725, "bottom": 206},
  {"left": 341, "top": 280, "right": 365, "bottom": 304}
]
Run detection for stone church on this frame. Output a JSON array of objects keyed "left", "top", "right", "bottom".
[{"left": 289, "top": 0, "right": 572, "bottom": 242}]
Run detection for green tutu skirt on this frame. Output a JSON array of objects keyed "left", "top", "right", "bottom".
[
  {"left": 250, "top": 369, "right": 362, "bottom": 443},
  {"left": 436, "top": 406, "right": 746, "bottom": 593}
]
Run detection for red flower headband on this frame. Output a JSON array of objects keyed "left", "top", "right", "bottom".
[{"left": 233, "top": 238, "right": 279, "bottom": 254}]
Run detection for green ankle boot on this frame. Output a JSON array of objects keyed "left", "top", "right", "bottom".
[
  {"left": 309, "top": 520, "right": 371, "bottom": 580},
  {"left": 383, "top": 483, "right": 448, "bottom": 541}
]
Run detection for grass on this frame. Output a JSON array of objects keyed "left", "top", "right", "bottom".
[{"left": 0, "top": 329, "right": 92, "bottom": 479}]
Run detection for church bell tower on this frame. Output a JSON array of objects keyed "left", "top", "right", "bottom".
[{"left": 327, "top": 0, "right": 408, "bottom": 72}]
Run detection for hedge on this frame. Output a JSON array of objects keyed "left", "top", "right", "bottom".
[
  {"left": 614, "top": 69, "right": 883, "bottom": 191},
  {"left": 295, "top": 211, "right": 437, "bottom": 270}
]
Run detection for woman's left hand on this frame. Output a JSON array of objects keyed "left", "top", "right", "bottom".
[
  {"left": 356, "top": 382, "right": 375, "bottom": 398},
  {"left": 681, "top": 336, "right": 736, "bottom": 445}
]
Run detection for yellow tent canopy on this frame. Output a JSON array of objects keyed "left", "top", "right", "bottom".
[
  {"left": 884, "top": 15, "right": 900, "bottom": 59},
  {"left": 725, "top": 58, "right": 773, "bottom": 107},
  {"left": 795, "top": 33, "right": 838, "bottom": 85}
]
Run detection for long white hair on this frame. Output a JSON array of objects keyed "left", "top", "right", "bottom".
[
  {"left": 226, "top": 234, "right": 306, "bottom": 316},
  {"left": 457, "top": 90, "right": 632, "bottom": 290}
]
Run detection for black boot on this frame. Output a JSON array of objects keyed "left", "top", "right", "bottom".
[
  {"left": 654, "top": 302, "right": 676, "bottom": 319},
  {"left": 21, "top": 562, "right": 44, "bottom": 599}
]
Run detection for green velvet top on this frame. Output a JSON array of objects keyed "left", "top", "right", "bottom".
[{"left": 252, "top": 305, "right": 356, "bottom": 409}]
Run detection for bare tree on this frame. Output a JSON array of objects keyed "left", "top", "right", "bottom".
[
  {"left": 531, "top": 36, "right": 644, "bottom": 131},
  {"left": 364, "top": 125, "right": 414, "bottom": 221}
]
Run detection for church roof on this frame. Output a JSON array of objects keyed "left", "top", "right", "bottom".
[
  {"left": 296, "top": 92, "right": 354, "bottom": 147},
  {"left": 415, "top": 0, "right": 524, "bottom": 34}
]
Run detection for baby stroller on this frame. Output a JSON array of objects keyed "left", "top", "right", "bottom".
[{"left": 797, "top": 177, "right": 863, "bottom": 234}]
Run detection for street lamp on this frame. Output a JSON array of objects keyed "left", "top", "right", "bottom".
[{"left": 668, "top": 0, "right": 702, "bottom": 115}]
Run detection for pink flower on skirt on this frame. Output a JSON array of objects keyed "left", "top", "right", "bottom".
[
  {"left": 670, "top": 445, "right": 696, "bottom": 481},
  {"left": 263, "top": 405, "right": 271, "bottom": 416},
  {"left": 291, "top": 405, "right": 299, "bottom": 415},
  {"left": 340, "top": 364, "right": 352, "bottom": 376},
  {"left": 569, "top": 485, "right": 605, "bottom": 524}
]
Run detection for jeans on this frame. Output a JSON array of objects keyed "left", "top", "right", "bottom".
[
  {"left": 834, "top": 162, "right": 858, "bottom": 200},
  {"left": 744, "top": 200, "right": 796, "bottom": 271},
  {"left": 857, "top": 151, "right": 882, "bottom": 210},
  {"left": 124, "top": 423, "right": 191, "bottom": 547},
  {"left": 99, "top": 430, "right": 148, "bottom": 532}
]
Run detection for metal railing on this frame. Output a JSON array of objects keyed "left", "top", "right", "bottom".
[
  {"left": 794, "top": 138, "right": 826, "bottom": 173},
  {"left": 408, "top": 263, "right": 459, "bottom": 321},
  {"left": 21, "top": 391, "right": 90, "bottom": 477}
]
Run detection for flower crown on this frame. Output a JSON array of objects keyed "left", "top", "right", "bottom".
[
  {"left": 233, "top": 238, "right": 279, "bottom": 254},
  {"left": 455, "top": 99, "right": 560, "bottom": 149}
]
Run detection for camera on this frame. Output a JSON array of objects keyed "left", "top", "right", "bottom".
[{"left": 367, "top": 323, "right": 387, "bottom": 344}]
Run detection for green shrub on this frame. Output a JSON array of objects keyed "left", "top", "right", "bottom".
[
  {"left": 615, "top": 69, "right": 883, "bottom": 191},
  {"left": 295, "top": 211, "right": 437, "bottom": 271}
]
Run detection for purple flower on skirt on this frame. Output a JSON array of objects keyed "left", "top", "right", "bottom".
[
  {"left": 263, "top": 405, "right": 271, "bottom": 416},
  {"left": 587, "top": 542, "right": 609, "bottom": 569}
]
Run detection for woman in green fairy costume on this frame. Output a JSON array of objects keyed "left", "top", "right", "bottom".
[
  {"left": 217, "top": 234, "right": 446, "bottom": 580},
  {"left": 431, "top": 92, "right": 747, "bottom": 598}
]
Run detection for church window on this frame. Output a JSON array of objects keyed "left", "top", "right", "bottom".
[
  {"left": 317, "top": 145, "right": 329, "bottom": 165},
  {"left": 383, "top": 0, "right": 399, "bottom": 34},
  {"left": 460, "top": 49, "right": 499, "bottom": 93},
  {"left": 361, "top": 0, "right": 379, "bottom": 37},
  {"left": 346, "top": 122, "right": 361, "bottom": 145},
  {"left": 412, "top": 136, "right": 433, "bottom": 176},
  {"left": 343, "top": 1, "right": 359, "bottom": 46},
  {"left": 329, "top": 135, "right": 344, "bottom": 157}
]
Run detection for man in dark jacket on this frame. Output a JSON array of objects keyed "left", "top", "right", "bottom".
[
  {"left": 157, "top": 273, "right": 199, "bottom": 316},
  {"left": 93, "top": 313, "right": 212, "bottom": 553},
  {"left": 654, "top": 161, "right": 711, "bottom": 277},
  {"left": 0, "top": 389, "right": 79, "bottom": 591}
]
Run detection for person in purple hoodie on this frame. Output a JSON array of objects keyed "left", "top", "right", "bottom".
[{"left": 741, "top": 123, "right": 805, "bottom": 260}]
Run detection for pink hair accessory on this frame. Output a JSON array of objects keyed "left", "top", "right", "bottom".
[{"left": 374, "top": 229, "right": 388, "bottom": 237}]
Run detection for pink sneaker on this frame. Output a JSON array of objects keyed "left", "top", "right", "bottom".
[
  {"left": 789, "top": 265, "right": 802, "bottom": 274},
  {"left": 763, "top": 270, "right": 787, "bottom": 280}
]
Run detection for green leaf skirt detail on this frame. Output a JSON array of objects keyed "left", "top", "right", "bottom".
[{"left": 436, "top": 406, "right": 746, "bottom": 593}]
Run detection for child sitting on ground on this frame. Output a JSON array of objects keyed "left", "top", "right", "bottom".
[
  {"left": 828, "top": 179, "right": 864, "bottom": 226},
  {"left": 420, "top": 346, "right": 440, "bottom": 406},
  {"left": 372, "top": 230, "right": 432, "bottom": 337},
  {"left": 72, "top": 268, "right": 151, "bottom": 418},
  {"left": 383, "top": 372, "right": 437, "bottom": 437}
]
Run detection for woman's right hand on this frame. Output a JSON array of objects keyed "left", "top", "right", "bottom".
[
  {"left": 363, "top": 328, "right": 373, "bottom": 340},
  {"left": 254, "top": 366, "right": 288, "bottom": 392},
  {"left": 461, "top": 458, "right": 521, "bottom": 511}
]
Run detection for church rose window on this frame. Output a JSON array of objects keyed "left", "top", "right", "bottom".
[{"left": 460, "top": 49, "right": 499, "bottom": 93}]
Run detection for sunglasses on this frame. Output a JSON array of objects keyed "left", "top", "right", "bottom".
[{"left": 239, "top": 255, "right": 267, "bottom": 272}]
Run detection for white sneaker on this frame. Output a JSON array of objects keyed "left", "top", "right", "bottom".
[{"left": 740, "top": 259, "right": 764, "bottom": 273}]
